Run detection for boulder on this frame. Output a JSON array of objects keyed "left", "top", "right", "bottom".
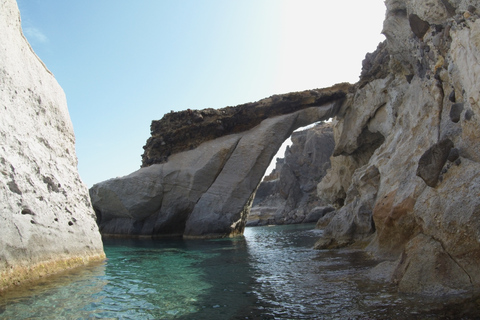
[
  {"left": 0, "top": 0, "right": 104, "bottom": 291},
  {"left": 416, "top": 138, "right": 454, "bottom": 187},
  {"left": 304, "top": 206, "right": 335, "bottom": 223}
]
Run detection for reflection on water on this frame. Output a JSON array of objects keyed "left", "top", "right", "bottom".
[{"left": 1, "top": 224, "right": 479, "bottom": 319}]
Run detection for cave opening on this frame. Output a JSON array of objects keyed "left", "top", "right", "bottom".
[{"left": 248, "top": 119, "right": 335, "bottom": 227}]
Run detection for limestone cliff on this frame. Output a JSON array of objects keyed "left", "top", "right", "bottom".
[
  {"left": 90, "top": 85, "right": 350, "bottom": 239},
  {"left": 315, "top": 0, "right": 480, "bottom": 295},
  {"left": 0, "top": 0, "right": 105, "bottom": 291},
  {"left": 248, "top": 122, "right": 335, "bottom": 226}
]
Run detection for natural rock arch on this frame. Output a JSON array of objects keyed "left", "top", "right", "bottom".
[
  {"left": 89, "top": 0, "right": 480, "bottom": 296},
  {"left": 90, "top": 84, "right": 350, "bottom": 238}
]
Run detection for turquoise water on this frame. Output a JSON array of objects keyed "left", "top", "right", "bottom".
[{"left": 1, "top": 224, "right": 479, "bottom": 319}]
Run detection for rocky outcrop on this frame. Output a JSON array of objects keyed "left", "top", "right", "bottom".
[
  {"left": 90, "top": 85, "right": 350, "bottom": 239},
  {"left": 0, "top": 0, "right": 104, "bottom": 291},
  {"left": 247, "top": 122, "right": 335, "bottom": 226},
  {"left": 315, "top": 0, "right": 480, "bottom": 295}
]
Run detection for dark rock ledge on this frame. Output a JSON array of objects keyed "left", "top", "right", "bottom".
[{"left": 142, "top": 83, "right": 352, "bottom": 166}]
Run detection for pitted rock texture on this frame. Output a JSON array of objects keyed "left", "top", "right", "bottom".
[
  {"left": 315, "top": 0, "right": 480, "bottom": 295},
  {"left": 141, "top": 83, "right": 351, "bottom": 166},
  {"left": 0, "top": 0, "right": 104, "bottom": 291},
  {"left": 247, "top": 122, "right": 335, "bottom": 226},
  {"left": 90, "top": 95, "right": 347, "bottom": 239}
]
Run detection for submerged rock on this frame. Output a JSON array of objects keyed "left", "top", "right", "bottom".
[{"left": 0, "top": 0, "right": 104, "bottom": 291}]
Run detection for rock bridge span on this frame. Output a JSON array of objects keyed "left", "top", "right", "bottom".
[{"left": 90, "top": 83, "right": 351, "bottom": 238}]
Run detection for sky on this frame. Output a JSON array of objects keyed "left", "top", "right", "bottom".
[{"left": 16, "top": 0, "right": 386, "bottom": 187}]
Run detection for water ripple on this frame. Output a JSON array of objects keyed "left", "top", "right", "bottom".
[{"left": 1, "top": 224, "right": 479, "bottom": 319}]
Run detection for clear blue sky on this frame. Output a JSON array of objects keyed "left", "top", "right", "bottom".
[{"left": 16, "top": 0, "right": 385, "bottom": 187}]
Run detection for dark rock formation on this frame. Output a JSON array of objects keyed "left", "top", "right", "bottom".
[
  {"left": 359, "top": 41, "right": 391, "bottom": 87},
  {"left": 409, "top": 14, "right": 431, "bottom": 39},
  {"left": 141, "top": 84, "right": 350, "bottom": 166},
  {"left": 416, "top": 139, "right": 454, "bottom": 187},
  {"left": 450, "top": 102, "right": 464, "bottom": 122}
]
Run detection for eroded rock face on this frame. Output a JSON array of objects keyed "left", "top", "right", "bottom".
[
  {"left": 315, "top": 0, "right": 480, "bottom": 294},
  {"left": 248, "top": 122, "right": 335, "bottom": 226},
  {"left": 91, "top": 89, "right": 349, "bottom": 238},
  {"left": 0, "top": 0, "right": 104, "bottom": 291}
]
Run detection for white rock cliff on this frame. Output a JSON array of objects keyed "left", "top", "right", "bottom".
[
  {"left": 316, "top": 0, "right": 480, "bottom": 295},
  {"left": 0, "top": 0, "right": 104, "bottom": 291}
]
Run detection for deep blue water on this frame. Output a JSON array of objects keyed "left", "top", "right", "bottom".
[{"left": 1, "top": 224, "right": 479, "bottom": 319}]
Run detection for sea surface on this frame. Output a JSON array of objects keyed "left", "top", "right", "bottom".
[{"left": 1, "top": 224, "right": 479, "bottom": 319}]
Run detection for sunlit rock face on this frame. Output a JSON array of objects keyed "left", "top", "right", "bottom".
[
  {"left": 316, "top": 0, "right": 480, "bottom": 295},
  {"left": 90, "top": 85, "right": 350, "bottom": 239},
  {"left": 0, "top": 0, "right": 105, "bottom": 291},
  {"left": 247, "top": 122, "right": 335, "bottom": 226}
]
